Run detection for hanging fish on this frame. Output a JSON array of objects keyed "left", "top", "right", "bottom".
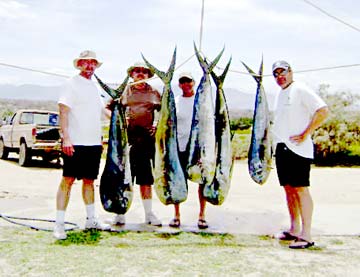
[
  {"left": 94, "top": 74, "right": 133, "bottom": 213},
  {"left": 187, "top": 43, "right": 223, "bottom": 186},
  {"left": 241, "top": 58, "right": 272, "bottom": 185},
  {"left": 142, "top": 48, "right": 188, "bottom": 205},
  {"left": 203, "top": 58, "right": 234, "bottom": 205}
]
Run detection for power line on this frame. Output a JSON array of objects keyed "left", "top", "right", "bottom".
[{"left": 301, "top": 0, "right": 360, "bottom": 33}]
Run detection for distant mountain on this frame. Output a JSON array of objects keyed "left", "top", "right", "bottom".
[
  {"left": 0, "top": 84, "right": 277, "bottom": 119},
  {"left": 0, "top": 84, "right": 61, "bottom": 101}
]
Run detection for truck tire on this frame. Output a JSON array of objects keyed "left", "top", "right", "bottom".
[
  {"left": 19, "top": 142, "right": 31, "bottom": 166},
  {"left": 0, "top": 139, "right": 9, "bottom": 159}
]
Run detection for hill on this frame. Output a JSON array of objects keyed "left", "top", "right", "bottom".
[{"left": 0, "top": 84, "right": 277, "bottom": 119}]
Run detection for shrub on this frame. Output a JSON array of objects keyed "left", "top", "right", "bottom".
[{"left": 313, "top": 85, "right": 360, "bottom": 165}]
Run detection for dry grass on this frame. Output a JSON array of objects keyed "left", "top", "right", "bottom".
[{"left": 1, "top": 226, "right": 359, "bottom": 276}]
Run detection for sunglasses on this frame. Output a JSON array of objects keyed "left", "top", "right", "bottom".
[
  {"left": 179, "top": 77, "right": 193, "bottom": 84},
  {"left": 273, "top": 69, "right": 289, "bottom": 78},
  {"left": 133, "top": 68, "right": 150, "bottom": 74}
]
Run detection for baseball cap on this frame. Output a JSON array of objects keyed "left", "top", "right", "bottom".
[
  {"left": 272, "top": 60, "right": 291, "bottom": 72},
  {"left": 178, "top": 72, "right": 194, "bottom": 81}
]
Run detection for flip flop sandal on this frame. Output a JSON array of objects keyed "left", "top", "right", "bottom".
[
  {"left": 279, "top": 231, "right": 298, "bottom": 241},
  {"left": 197, "top": 219, "right": 209, "bottom": 229},
  {"left": 169, "top": 218, "right": 180, "bottom": 228},
  {"left": 289, "top": 238, "right": 315, "bottom": 249}
]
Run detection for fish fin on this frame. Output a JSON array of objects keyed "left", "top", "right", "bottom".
[
  {"left": 94, "top": 74, "right": 119, "bottom": 99},
  {"left": 211, "top": 57, "right": 232, "bottom": 86},
  {"left": 230, "top": 130, "right": 236, "bottom": 141},
  {"left": 194, "top": 42, "right": 224, "bottom": 74},
  {"left": 241, "top": 60, "right": 263, "bottom": 84},
  {"left": 115, "top": 75, "right": 130, "bottom": 96},
  {"left": 141, "top": 47, "right": 177, "bottom": 84}
]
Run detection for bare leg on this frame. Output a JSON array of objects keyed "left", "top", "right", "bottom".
[
  {"left": 296, "top": 187, "right": 313, "bottom": 241},
  {"left": 56, "top": 176, "right": 75, "bottom": 210},
  {"left": 198, "top": 185, "right": 206, "bottom": 220},
  {"left": 283, "top": 185, "right": 301, "bottom": 236},
  {"left": 140, "top": 184, "right": 152, "bottom": 199},
  {"left": 82, "top": 178, "right": 95, "bottom": 205},
  {"left": 174, "top": 203, "right": 180, "bottom": 220}
]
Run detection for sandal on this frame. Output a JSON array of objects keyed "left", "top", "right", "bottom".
[
  {"left": 278, "top": 231, "right": 298, "bottom": 241},
  {"left": 197, "top": 219, "right": 208, "bottom": 229},
  {"left": 289, "top": 238, "right": 315, "bottom": 249},
  {"left": 169, "top": 218, "right": 180, "bottom": 228}
]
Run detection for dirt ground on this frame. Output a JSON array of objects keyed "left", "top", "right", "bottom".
[{"left": 1, "top": 154, "right": 359, "bottom": 238}]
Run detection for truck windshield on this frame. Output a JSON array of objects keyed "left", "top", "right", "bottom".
[{"left": 20, "top": 112, "right": 59, "bottom": 126}]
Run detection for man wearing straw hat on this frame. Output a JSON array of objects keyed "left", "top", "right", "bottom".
[
  {"left": 53, "top": 50, "right": 111, "bottom": 240},
  {"left": 108, "top": 62, "right": 162, "bottom": 226}
]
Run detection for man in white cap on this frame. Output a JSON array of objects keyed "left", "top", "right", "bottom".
[
  {"left": 109, "top": 62, "right": 162, "bottom": 226},
  {"left": 272, "top": 60, "right": 328, "bottom": 249},
  {"left": 53, "top": 50, "right": 111, "bottom": 240},
  {"left": 168, "top": 72, "right": 208, "bottom": 229}
]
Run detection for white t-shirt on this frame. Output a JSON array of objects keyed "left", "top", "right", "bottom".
[
  {"left": 58, "top": 75, "right": 104, "bottom": 146},
  {"left": 175, "top": 94, "right": 195, "bottom": 152},
  {"left": 272, "top": 81, "right": 326, "bottom": 158}
]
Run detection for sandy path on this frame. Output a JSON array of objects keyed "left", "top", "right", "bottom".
[{"left": 1, "top": 155, "right": 359, "bottom": 236}]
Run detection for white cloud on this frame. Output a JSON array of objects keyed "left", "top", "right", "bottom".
[{"left": 0, "top": 0, "right": 34, "bottom": 19}]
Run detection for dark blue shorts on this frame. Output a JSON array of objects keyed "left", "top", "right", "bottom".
[
  {"left": 62, "top": 145, "right": 103, "bottom": 180},
  {"left": 275, "top": 143, "right": 312, "bottom": 187}
]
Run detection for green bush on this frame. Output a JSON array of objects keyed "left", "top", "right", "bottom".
[{"left": 313, "top": 85, "right": 360, "bottom": 165}]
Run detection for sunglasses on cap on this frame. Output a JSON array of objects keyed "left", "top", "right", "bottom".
[
  {"left": 179, "top": 77, "right": 193, "bottom": 84},
  {"left": 273, "top": 68, "right": 289, "bottom": 78},
  {"left": 133, "top": 68, "right": 150, "bottom": 74}
]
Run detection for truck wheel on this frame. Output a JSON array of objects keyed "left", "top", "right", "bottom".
[
  {"left": 0, "top": 139, "right": 9, "bottom": 159},
  {"left": 19, "top": 142, "right": 31, "bottom": 166}
]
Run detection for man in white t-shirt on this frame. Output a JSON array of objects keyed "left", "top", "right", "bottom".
[
  {"left": 53, "top": 50, "right": 111, "bottom": 240},
  {"left": 272, "top": 60, "right": 328, "bottom": 249},
  {"left": 168, "top": 72, "right": 208, "bottom": 229}
]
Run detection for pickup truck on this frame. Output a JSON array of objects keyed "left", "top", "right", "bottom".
[{"left": 0, "top": 109, "right": 62, "bottom": 166}]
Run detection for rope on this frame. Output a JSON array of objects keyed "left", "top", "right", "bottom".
[
  {"left": 300, "top": 0, "right": 360, "bottom": 33},
  {"left": 0, "top": 62, "right": 70, "bottom": 79},
  {"left": 0, "top": 213, "right": 78, "bottom": 232}
]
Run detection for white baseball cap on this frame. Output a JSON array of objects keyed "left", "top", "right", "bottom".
[{"left": 272, "top": 60, "right": 291, "bottom": 72}]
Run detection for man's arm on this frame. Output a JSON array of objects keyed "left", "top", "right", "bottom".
[
  {"left": 59, "top": 103, "right": 74, "bottom": 156},
  {"left": 290, "top": 106, "right": 329, "bottom": 144}
]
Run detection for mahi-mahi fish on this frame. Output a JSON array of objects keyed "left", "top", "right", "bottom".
[
  {"left": 187, "top": 43, "right": 224, "bottom": 186},
  {"left": 241, "top": 59, "right": 272, "bottom": 185},
  {"left": 203, "top": 58, "right": 234, "bottom": 205},
  {"left": 142, "top": 48, "right": 188, "bottom": 205},
  {"left": 94, "top": 74, "right": 133, "bottom": 213}
]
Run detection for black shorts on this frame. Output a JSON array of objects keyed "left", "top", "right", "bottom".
[
  {"left": 178, "top": 150, "right": 188, "bottom": 178},
  {"left": 128, "top": 127, "right": 155, "bottom": 185},
  {"left": 275, "top": 143, "right": 312, "bottom": 187},
  {"left": 62, "top": 145, "right": 102, "bottom": 180}
]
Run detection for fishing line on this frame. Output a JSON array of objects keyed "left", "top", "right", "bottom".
[{"left": 0, "top": 213, "right": 78, "bottom": 232}]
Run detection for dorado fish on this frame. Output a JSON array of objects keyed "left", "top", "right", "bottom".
[
  {"left": 142, "top": 48, "right": 188, "bottom": 205},
  {"left": 241, "top": 59, "right": 272, "bottom": 185},
  {"left": 187, "top": 43, "right": 224, "bottom": 186},
  {"left": 203, "top": 58, "right": 234, "bottom": 205},
  {"left": 94, "top": 74, "right": 133, "bottom": 213}
]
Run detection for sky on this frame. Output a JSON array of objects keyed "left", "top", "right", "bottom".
[{"left": 0, "top": 0, "right": 360, "bottom": 96}]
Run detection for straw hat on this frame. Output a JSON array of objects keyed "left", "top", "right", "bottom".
[
  {"left": 73, "top": 50, "right": 102, "bottom": 69},
  {"left": 127, "top": 62, "right": 154, "bottom": 78}
]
